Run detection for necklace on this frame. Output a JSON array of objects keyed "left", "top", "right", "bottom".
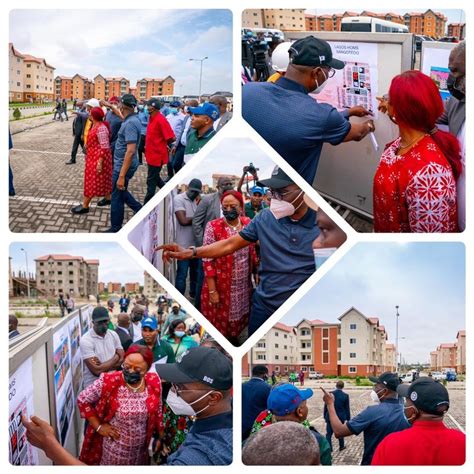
[
  {"left": 397, "top": 134, "right": 426, "bottom": 152},
  {"left": 125, "top": 377, "right": 145, "bottom": 393},
  {"left": 225, "top": 219, "right": 242, "bottom": 231}
]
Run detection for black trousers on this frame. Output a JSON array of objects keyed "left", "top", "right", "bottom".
[
  {"left": 172, "top": 142, "right": 186, "bottom": 173},
  {"left": 144, "top": 164, "right": 166, "bottom": 204},
  {"left": 138, "top": 134, "right": 146, "bottom": 164},
  {"left": 71, "top": 135, "right": 85, "bottom": 162}
]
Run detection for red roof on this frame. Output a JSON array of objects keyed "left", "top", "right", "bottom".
[
  {"left": 274, "top": 323, "right": 293, "bottom": 333},
  {"left": 57, "top": 76, "right": 72, "bottom": 80},
  {"left": 368, "top": 317, "right": 379, "bottom": 325},
  {"left": 85, "top": 259, "right": 99, "bottom": 265},
  {"left": 439, "top": 343, "right": 456, "bottom": 349},
  {"left": 310, "top": 319, "right": 328, "bottom": 325},
  {"left": 9, "top": 43, "right": 25, "bottom": 58}
]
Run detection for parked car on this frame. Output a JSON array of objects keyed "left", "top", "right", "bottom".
[
  {"left": 431, "top": 371, "right": 447, "bottom": 381},
  {"left": 401, "top": 371, "right": 418, "bottom": 383},
  {"left": 439, "top": 36, "right": 459, "bottom": 43},
  {"left": 308, "top": 371, "right": 323, "bottom": 379},
  {"left": 445, "top": 371, "right": 457, "bottom": 382}
]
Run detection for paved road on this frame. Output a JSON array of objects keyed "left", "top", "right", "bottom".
[
  {"left": 9, "top": 116, "right": 150, "bottom": 233},
  {"left": 295, "top": 379, "right": 465, "bottom": 465}
]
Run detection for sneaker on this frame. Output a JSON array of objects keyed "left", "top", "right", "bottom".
[
  {"left": 97, "top": 198, "right": 111, "bottom": 207},
  {"left": 71, "top": 205, "right": 89, "bottom": 214}
]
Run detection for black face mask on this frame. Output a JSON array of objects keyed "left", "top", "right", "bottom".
[
  {"left": 132, "top": 315, "right": 143, "bottom": 323},
  {"left": 123, "top": 369, "right": 142, "bottom": 385},
  {"left": 187, "top": 191, "right": 200, "bottom": 201},
  {"left": 447, "top": 74, "right": 465, "bottom": 101},
  {"left": 95, "top": 323, "right": 108, "bottom": 335},
  {"left": 223, "top": 209, "right": 239, "bottom": 221}
]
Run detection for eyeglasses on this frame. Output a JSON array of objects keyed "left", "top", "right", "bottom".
[
  {"left": 122, "top": 364, "right": 146, "bottom": 375},
  {"left": 268, "top": 189, "right": 294, "bottom": 200},
  {"left": 171, "top": 383, "right": 210, "bottom": 398}
]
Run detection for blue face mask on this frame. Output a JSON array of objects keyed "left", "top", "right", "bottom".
[
  {"left": 313, "top": 248, "right": 337, "bottom": 269},
  {"left": 169, "top": 107, "right": 178, "bottom": 114},
  {"left": 174, "top": 330, "right": 186, "bottom": 338}
]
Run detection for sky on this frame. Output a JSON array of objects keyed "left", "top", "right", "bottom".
[
  {"left": 178, "top": 137, "right": 277, "bottom": 186},
  {"left": 305, "top": 9, "right": 465, "bottom": 25},
  {"left": 282, "top": 242, "right": 465, "bottom": 364},
  {"left": 10, "top": 243, "right": 146, "bottom": 284},
  {"left": 9, "top": 9, "right": 232, "bottom": 95}
]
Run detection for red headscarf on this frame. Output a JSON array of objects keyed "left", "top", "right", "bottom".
[
  {"left": 90, "top": 106, "right": 105, "bottom": 121},
  {"left": 221, "top": 190, "right": 244, "bottom": 209},
  {"left": 125, "top": 344, "right": 154, "bottom": 369}
]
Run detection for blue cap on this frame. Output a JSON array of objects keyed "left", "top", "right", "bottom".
[
  {"left": 188, "top": 103, "right": 220, "bottom": 121},
  {"left": 141, "top": 316, "right": 158, "bottom": 330},
  {"left": 267, "top": 384, "right": 313, "bottom": 416},
  {"left": 170, "top": 100, "right": 181, "bottom": 107},
  {"left": 251, "top": 186, "right": 264, "bottom": 195}
]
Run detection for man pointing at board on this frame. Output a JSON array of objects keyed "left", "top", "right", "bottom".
[{"left": 243, "top": 35, "right": 375, "bottom": 184}]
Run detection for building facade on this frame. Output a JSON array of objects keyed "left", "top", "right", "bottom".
[
  {"left": 456, "top": 330, "right": 466, "bottom": 374},
  {"left": 98, "top": 282, "right": 106, "bottom": 293},
  {"left": 125, "top": 282, "right": 140, "bottom": 293},
  {"left": 35, "top": 254, "right": 98, "bottom": 296},
  {"left": 404, "top": 10, "right": 447, "bottom": 37},
  {"left": 55, "top": 76, "right": 73, "bottom": 100},
  {"left": 448, "top": 23, "right": 466, "bottom": 40},
  {"left": 242, "top": 9, "right": 264, "bottom": 28},
  {"left": 72, "top": 74, "right": 94, "bottom": 100},
  {"left": 136, "top": 77, "right": 175, "bottom": 101},
  {"left": 107, "top": 282, "right": 122, "bottom": 294},
  {"left": 242, "top": 9, "right": 305, "bottom": 31},
  {"left": 305, "top": 14, "right": 317, "bottom": 31},
  {"left": 144, "top": 271, "right": 165, "bottom": 299},
  {"left": 9, "top": 44, "right": 26, "bottom": 102}
]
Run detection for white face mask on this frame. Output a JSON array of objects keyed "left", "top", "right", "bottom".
[
  {"left": 166, "top": 389, "right": 214, "bottom": 416},
  {"left": 314, "top": 248, "right": 337, "bottom": 269},
  {"left": 270, "top": 190, "right": 304, "bottom": 220},
  {"left": 370, "top": 388, "right": 385, "bottom": 404},
  {"left": 311, "top": 69, "right": 328, "bottom": 94}
]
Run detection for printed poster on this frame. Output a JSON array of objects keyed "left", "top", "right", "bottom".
[
  {"left": 9, "top": 357, "right": 39, "bottom": 465},
  {"left": 80, "top": 305, "right": 93, "bottom": 336},
  {"left": 310, "top": 41, "right": 379, "bottom": 118},
  {"left": 68, "top": 315, "right": 83, "bottom": 397}
]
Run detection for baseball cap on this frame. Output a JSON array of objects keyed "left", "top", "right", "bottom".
[
  {"left": 368, "top": 372, "right": 401, "bottom": 391},
  {"left": 109, "top": 96, "right": 120, "bottom": 104},
  {"left": 170, "top": 100, "right": 181, "bottom": 107},
  {"left": 251, "top": 186, "right": 264, "bottom": 195},
  {"left": 289, "top": 36, "right": 345, "bottom": 70},
  {"left": 258, "top": 165, "right": 295, "bottom": 189},
  {"left": 188, "top": 178, "right": 203, "bottom": 192},
  {"left": 92, "top": 306, "right": 109, "bottom": 322},
  {"left": 188, "top": 103, "right": 220, "bottom": 121},
  {"left": 267, "top": 384, "right": 313, "bottom": 416},
  {"left": 86, "top": 98, "right": 100, "bottom": 108},
  {"left": 154, "top": 346, "right": 232, "bottom": 390},
  {"left": 147, "top": 98, "right": 161, "bottom": 110},
  {"left": 397, "top": 377, "right": 450, "bottom": 415},
  {"left": 121, "top": 93, "right": 137, "bottom": 108},
  {"left": 141, "top": 316, "right": 158, "bottom": 331}
]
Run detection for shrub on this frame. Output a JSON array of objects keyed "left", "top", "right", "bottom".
[{"left": 13, "top": 108, "right": 21, "bottom": 120}]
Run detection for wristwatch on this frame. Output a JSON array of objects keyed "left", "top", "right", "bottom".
[{"left": 188, "top": 246, "right": 198, "bottom": 258}]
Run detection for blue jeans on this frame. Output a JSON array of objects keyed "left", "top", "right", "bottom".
[
  {"left": 175, "top": 259, "right": 199, "bottom": 297},
  {"left": 9, "top": 163, "right": 15, "bottom": 196},
  {"left": 194, "top": 259, "right": 204, "bottom": 310},
  {"left": 110, "top": 166, "right": 141, "bottom": 231},
  {"left": 248, "top": 292, "right": 272, "bottom": 336}
]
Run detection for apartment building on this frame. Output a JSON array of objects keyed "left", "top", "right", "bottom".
[
  {"left": 242, "top": 9, "right": 264, "bottom": 28},
  {"left": 144, "top": 271, "right": 166, "bottom": 299},
  {"left": 98, "top": 282, "right": 106, "bottom": 293},
  {"left": 242, "top": 9, "right": 305, "bottom": 31},
  {"left": 430, "top": 330, "right": 465, "bottom": 373},
  {"left": 135, "top": 77, "right": 175, "bottom": 101},
  {"left": 107, "top": 282, "right": 122, "bottom": 294},
  {"left": 305, "top": 14, "right": 317, "bottom": 31},
  {"left": 404, "top": 10, "right": 447, "bottom": 37},
  {"left": 55, "top": 76, "right": 73, "bottom": 100},
  {"left": 9, "top": 43, "right": 25, "bottom": 102},
  {"left": 448, "top": 23, "right": 466, "bottom": 40},
  {"left": 35, "top": 254, "right": 98, "bottom": 297},
  {"left": 125, "top": 282, "right": 140, "bottom": 293},
  {"left": 360, "top": 10, "right": 405, "bottom": 25},
  {"left": 244, "top": 323, "right": 297, "bottom": 376},
  {"left": 456, "top": 330, "right": 466, "bottom": 374}
]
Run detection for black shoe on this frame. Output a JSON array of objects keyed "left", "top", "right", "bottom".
[
  {"left": 71, "top": 205, "right": 89, "bottom": 214},
  {"left": 65, "top": 160, "right": 76, "bottom": 165},
  {"left": 103, "top": 227, "right": 119, "bottom": 233},
  {"left": 97, "top": 198, "right": 111, "bottom": 207},
  {"left": 339, "top": 446, "right": 346, "bottom": 452}
]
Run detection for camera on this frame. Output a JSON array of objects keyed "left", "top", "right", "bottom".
[{"left": 247, "top": 162, "right": 259, "bottom": 175}]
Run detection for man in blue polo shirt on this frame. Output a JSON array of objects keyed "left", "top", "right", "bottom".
[
  {"left": 107, "top": 93, "right": 142, "bottom": 232},
  {"left": 243, "top": 36, "right": 375, "bottom": 184},
  {"left": 158, "top": 166, "right": 319, "bottom": 336},
  {"left": 321, "top": 372, "right": 410, "bottom": 465}
]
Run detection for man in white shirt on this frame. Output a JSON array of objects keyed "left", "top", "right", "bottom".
[
  {"left": 80, "top": 306, "right": 124, "bottom": 388},
  {"left": 130, "top": 304, "right": 145, "bottom": 342}
]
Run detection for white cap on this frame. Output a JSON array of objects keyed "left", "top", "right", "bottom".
[
  {"left": 86, "top": 98, "right": 100, "bottom": 108},
  {"left": 271, "top": 41, "right": 293, "bottom": 73}
]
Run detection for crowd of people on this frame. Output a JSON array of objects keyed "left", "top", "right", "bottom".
[
  {"left": 56, "top": 93, "right": 232, "bottom": 232},
  {"left": 157, "top": 164, "right": 346, "bottom": 344},
  {"left": 242, "top": 35, "right": 466, "bottom": 232},
  {"left": 22, "top": 301, "right": 233, "bottom": 466},
  {"left": 242, "top": 366, "right": 465, "bottom": 465}
]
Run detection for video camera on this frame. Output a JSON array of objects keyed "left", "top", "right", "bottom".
[{"left": 242, "top": 33, "right": 273, "bottom": 82}]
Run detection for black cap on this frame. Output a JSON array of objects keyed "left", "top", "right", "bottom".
[
  {"left": 397, "top": 377, "right": 450, "bottom": 415},
  {"left": 258, "top": 165, "right": 294, "bottom": 189},
  {"left": 92, "top": 306, "right": 109, "bottom": 322},
  {"left": 368, "top": 372, "right": 401, "bottom": 392},
  {"left": 121, "top": 93, "right": 137, "bottom": 108},
  {"left": 188, "top": 178, "right": 203, "bottom": 192},
  {"left": 289, "top": 36, "right": 345, "bottom": 70},
  {"left": 154, "top": 346, "right": 232, "bottom": 390},
  {"left": 147, "top": 98, "right": 161, "bottom": 110}
]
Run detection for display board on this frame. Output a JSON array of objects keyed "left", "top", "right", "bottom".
[
  {"left": 421, "top": 41, "right": 457, "bottom": 101},
  {"left": 286, "top": 32, "right": 414, "bottom": 217}
]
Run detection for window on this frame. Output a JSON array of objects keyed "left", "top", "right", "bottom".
[
  {"left": 350, "top": 324, "right": 357, "bottom": 330},
  {"left": 284, "top": 356, "right": 288, "bottom": 361},
  {"left": 349, "top": 366, "right": 357, "bottom": 373},
  {"left": 275, "top": 344, "right": 279, "bottom": 348},
  {"left": 275, "top": 366, "right": 280, "bottom": 372},
  {"left": 350, "top": 353, "right": 356, "bottom": 358},
  {"left": 275, "top": 355, "right": 279, "bottom": 360},
  {"left": 302, "top": 367, "right": 307, "bottom": 372},
  {"left": 284, "top": 334, "right": 288, "bottom": 339},
  {"left": 301, "top": 328, "right": 310, "bottom": 336},
  {"left": 27, "top": 64, "right": 31, "bottom": 68},
  {"left": 284, "top": 345, "right": 287, "bottom": 350},
  {"left": 69, "top": 280, "right": 74, "bottom": 284},
  {"left": 58, "top": 271, "right": 62, "bottom": 275},
  {"left": 275, "top": 332, "right": 279, "bottom": 337},
  {"left": 16, "top": 82, "right": 20, "bottom": 87},
  {"left": 257, "top": 355, "right": 266, "bottom": 360},
  {"left": 350, "top": 338, "right": 356, "bottom": 344},
  {"left": 26, "top": 85, "right": 31, "bottom": 89}
]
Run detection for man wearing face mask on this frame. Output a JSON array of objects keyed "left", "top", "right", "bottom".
[
  {"left": 114, "top": 312, "right": 133, "bottom": 351},
  {"left": 243, "top": 36, "right": 375, "bottom": 184},
  {"left": 321, "top": 372, "right": 410, "bottom": 465},
  {"left": 372, "top": 377, "right": 465, "bottom": 465},
  {"left": 136, "top": 316, "right": 175, "bottom": 364},
  {"left": 162, "top": 302, "right": 188, "bottom": 335},
  {"left": 437, "top": 40, "right": 466, "bottom": 231},
  {"left": 80, "top": 306, "right": 124, "bottom": 388},
  {"left": 130, "top": 304, "right": 146, "bottom": 342},
  {"left": 174, "top": 178, "right": 202, "bottom": 300},
  {"left": 155, "top": 346, "right": 233, "bottom": 465},
  {"left": 159, "top": 166, "right": 319, "bottom": 336}
]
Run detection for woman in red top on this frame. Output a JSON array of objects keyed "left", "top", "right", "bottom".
[
  {"left": 71, "top": 106, "right": 113, "bottom": 214},
  {"left": 373, "top": 70, "right": 462, "bottom": 232},
  {"left": 77, "top": 345, "right": 164, "bottom": 465},
  {"left": 201, "top": 191, "right": 258, "bottom": 344}
]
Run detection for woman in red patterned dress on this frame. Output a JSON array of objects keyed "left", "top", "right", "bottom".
[
  {"left": 373, "top": 70, "right": 462, "bottom": 232},
  {"left": 77, "top": 345, "right": 164, "bottom": 465},
  {"left": 71, "top": 106, "right": 112, "bottom": 214},
  {"left": 201, "top": 191, "right": 258, "bottom": 344}
]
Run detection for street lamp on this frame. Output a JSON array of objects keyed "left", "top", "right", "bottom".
[
  {"left": 395, "top": 305, "right": 400, "bottom": 373},
  {"left": 189, "top": 57, "right": 208, "bottom": 98},
  {"left": 20, "top": 248, "right": 30, "bottom": 299}
]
